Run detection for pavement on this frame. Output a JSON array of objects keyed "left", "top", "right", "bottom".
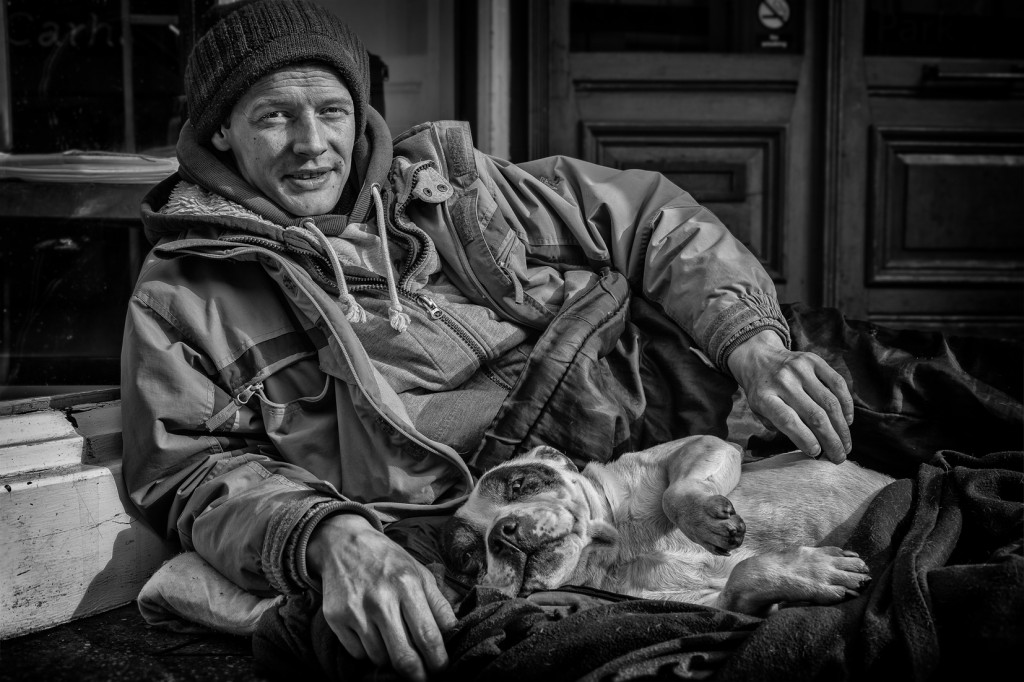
[{"left": 0, "top": 603, "right": 272, "bottom": 682}]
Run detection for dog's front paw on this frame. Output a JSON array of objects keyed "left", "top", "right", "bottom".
[{"left": 674, "top": 494, "right": 746, "bottom": 555}]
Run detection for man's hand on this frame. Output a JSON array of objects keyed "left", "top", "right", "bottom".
[
  {"left": 727, "top": 330, "right": 854, "bottom": 462},
  {"left": 306, "top": 514, "right": 456, "bottom": 682}
]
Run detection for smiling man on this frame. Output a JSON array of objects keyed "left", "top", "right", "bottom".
[
  {"left": 211, "top": 64, "right": 356, "bottom": 216},
  {"left": 120, "top": 1, "right": 1023, "bottom": 681}
]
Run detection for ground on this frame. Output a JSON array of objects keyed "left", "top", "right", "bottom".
[{"left": 0, "top": 603, "right": 269, "bottom": 681}]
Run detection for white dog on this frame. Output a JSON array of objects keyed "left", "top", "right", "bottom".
[{"left": 443, "top": 435, "right": 892, "bottom": 614}]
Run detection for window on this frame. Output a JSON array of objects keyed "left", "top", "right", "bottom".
[{"left": 0, "top": 0, "right": 211, "bottom": 399}]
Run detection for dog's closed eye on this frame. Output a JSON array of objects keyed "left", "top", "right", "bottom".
[
  {"left": 441, "top": 518, "right": 486, "bottom": 577},
  {"left": 493, "top": 465, "right": 561, "bottom": 502},
  {"left": 456, "top": 551, "right": 481, "bottom": 576},
  {"left": 508, "top": 476, "right": 524, "bottom": 497}
]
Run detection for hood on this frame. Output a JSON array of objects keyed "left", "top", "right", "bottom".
[{"left": 140, "top": 106, "right": 394, "bottom": 245}]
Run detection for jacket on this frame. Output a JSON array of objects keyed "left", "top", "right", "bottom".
[{"left": 121, "top": 108, "right": 788, "bottom": 596}]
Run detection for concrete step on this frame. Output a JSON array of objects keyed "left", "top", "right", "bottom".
[
  {"left": 0, "top": 409, "right": 85, "bottom": 477},
  {"left": 0, "top": 395, "right": 175, "bottom": 639}
]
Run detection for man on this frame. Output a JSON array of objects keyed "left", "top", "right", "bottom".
[{"left": 120, "top": 1, "right": 1021, "bottom": 680}]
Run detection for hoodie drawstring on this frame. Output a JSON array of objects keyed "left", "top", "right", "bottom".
[
  {"left": 371, "top": 184, "right": 410, "bottom": 333},
  {"left": 300, "top": 217, "right": 367, "bottom": 324},
  {"left": 297, "top": 187, "right": 409, "bottom": 334}
]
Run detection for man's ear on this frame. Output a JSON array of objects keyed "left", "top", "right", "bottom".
[{"left": 210, "top": 120, "right": 232, "bottom": 152}]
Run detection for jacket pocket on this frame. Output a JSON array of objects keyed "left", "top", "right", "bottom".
[{"left": 249, "top": 361, "right": 338, "bottom": 464}]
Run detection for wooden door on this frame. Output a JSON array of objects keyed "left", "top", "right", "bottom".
[
  {"left": 529, "top": 0, "right": 822, "bottom": 305},
  {"left": 823, "top": 0, "right": 1024, "bottom": 338}
]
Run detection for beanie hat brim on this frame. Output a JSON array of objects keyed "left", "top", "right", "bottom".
[{"left": 186, "top": 0, "right": 370, "bottom": 146}]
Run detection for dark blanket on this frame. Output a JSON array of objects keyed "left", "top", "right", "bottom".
[{"left": 253, "top": 450, "right": 1023, "bottom": 681}]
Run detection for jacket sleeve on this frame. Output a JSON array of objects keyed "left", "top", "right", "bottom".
[
  {"left": 120, "top": 292, "right": 382, "bottom": 596},
  {"left": 502, "top": 154, "right": 790, "bottom": 371}
]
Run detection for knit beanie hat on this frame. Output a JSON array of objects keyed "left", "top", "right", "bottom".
[{"left": 185, "top": 0, "right": 370, "bottom": 145}]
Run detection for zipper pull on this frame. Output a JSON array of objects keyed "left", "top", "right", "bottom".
[
  {"left": 417, "top": 295, "right": 443, "bottom": 320},
  {"left": 235, "top": 381, "right": 264, "bottom": 405}
]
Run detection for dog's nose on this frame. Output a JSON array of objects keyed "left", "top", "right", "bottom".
[
  {"left": 499, "top": 518, "right": 519, "bottom": 537},
  {"left": 489, "top": 513, "right": 538, "bottom": 554}
]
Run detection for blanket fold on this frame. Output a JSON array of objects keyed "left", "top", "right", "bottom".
[{"left": 251, "top": 450, "right": 1023, "bottom": 681}]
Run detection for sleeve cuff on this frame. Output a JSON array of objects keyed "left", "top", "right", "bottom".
[
  {"left": 701, "top": 292, "right": 791, "bottom": 372},
  {"left": 262, "top": 494, "right": 382, "bottom": 596}
]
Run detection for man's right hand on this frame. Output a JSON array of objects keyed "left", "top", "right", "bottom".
[{"left": 306, "top": 514, "right": 457, "bottom": 682}]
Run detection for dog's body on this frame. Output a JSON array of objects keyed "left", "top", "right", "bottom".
[{"left": 443, "top": 436, "right": 894, "bottom": 614}]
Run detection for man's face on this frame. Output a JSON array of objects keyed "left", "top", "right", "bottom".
[{"left": 211, "top": 64, "right": 356, "bottom": 217}]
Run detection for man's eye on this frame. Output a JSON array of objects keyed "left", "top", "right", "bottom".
[
  {"left": 259, "top": 111, "right": 288, "bottom": 121},
  {"left": 321, "top": 106, "right": 351, "bottom": 117}
]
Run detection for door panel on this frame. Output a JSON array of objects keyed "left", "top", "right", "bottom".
[
  {"left": 532, "top": 0, "right": 817, "bottom": 303},
  {"left": 825, "top": 0, "right": 1024, "bottom": 338},
  {"left": 582, "top": 123, "right": 785, "bottom": 280}
]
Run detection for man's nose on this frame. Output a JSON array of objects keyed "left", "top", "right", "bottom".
[{"left": 292, "top": 114, "right": 328, "bottom": 157}]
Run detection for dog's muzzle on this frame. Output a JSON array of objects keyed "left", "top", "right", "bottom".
[{"left": 480, "top": 504, "right": 582, "bottom": 596}]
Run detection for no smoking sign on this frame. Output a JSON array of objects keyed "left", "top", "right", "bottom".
[{"left": 758, "top": 0, "right": 790, "bottom": 30}]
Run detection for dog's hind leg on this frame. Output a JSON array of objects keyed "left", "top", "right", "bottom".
[{"left": 717, "top": 545, "right": 872, "bottom": 615}]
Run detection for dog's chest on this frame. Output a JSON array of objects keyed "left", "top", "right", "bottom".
[{"left": 604, "top": 510, "right": 743, "bottom": 601}]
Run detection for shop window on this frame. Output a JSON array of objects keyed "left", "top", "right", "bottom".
[{"left": 0, "top": 0, "right": 212, "bottom": 399}]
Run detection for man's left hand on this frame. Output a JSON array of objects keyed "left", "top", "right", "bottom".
[{"left": 727, "top": 330, "right": 854, "bottom": 462}]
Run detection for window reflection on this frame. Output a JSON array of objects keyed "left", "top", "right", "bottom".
[{"left": 5, "top": 0, "right": 186, "bottom": 154}]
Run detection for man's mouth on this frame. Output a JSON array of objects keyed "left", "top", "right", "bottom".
[{"left": 285, "top": 168, "right": 334, "bottom": 188}]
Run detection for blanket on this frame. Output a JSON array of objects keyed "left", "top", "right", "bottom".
[{"left": 250, "top": 450, "right": 1023, "bottom": 681}]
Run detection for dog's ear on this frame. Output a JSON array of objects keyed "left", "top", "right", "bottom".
[{"left": 522, "top": 445, "right": 579, "bottom": 472}]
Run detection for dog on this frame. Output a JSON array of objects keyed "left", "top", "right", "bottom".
[{"left": 442, "top": 435, "right": 894, "bottom": 614}]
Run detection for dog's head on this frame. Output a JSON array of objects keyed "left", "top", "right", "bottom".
[{"left": 441, "top": 446, "right": 618, "bottom": 598}]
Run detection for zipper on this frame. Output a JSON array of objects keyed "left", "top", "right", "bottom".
[
  {"left": 222, "top": 231, "right": 512, "bottom": 390},
  {"left": 156, "top": 239, "right": 477, "bottom": 492},
  {"left": 350, "top": 281, "right": 513, "bottom": 392},
  {"left": 223, "top": 233, "right": 351, "bottom": 292},
  {"left": 235, "top": 381, "right": 264, "bottom": 405}
]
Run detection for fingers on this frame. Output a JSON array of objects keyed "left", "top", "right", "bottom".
[
  {"left": 423, "top": 572, "right": 459, "bottom": 632},
  {"left": 378, "top": 604, "right": 429, "bottom": 682},
  {"left": 314, "top": 520, "right": 452, "bottom": 682},
  {"left": 373, "top": 574, "right": 450, "bottom": 682},
  {"left": 815, "top": 361, "right": 855, "bottom": 427},
  {"left": 749, "top": 352, "right": 853, "bottom": 463},
  {"left": 335, "top": 626, "right": 371, "bottom": 662},
  {"left": 401, "top": 586, "right": 451, "bottom": 672},
  {"left": 759, "top": 395, "right": 830, "bottom": 460}
]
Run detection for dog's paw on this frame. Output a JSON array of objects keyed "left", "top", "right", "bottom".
[
  {"left": 778, "top": 546, "right": 872, "bottom": 604},
  {"left": 675, "top": 494, "right": 746, "bottom": 555},
  {"left": 720, "top": 545, "right": 873, "bottom": 614}
]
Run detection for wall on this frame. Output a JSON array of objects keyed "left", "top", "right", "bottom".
[{"left": 312, "top": 0, "right": 457, "bottom": 139}]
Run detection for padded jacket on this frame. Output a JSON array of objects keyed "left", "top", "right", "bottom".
[{"left": 121, "top": 109, "right": 788, "bottom": 596}]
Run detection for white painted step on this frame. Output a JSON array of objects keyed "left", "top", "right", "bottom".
[
  {"left": 0, "top": 396, "right": 174, "bottom": 640},
  {"left": 0, "top": 410, "right": 84, "bottom": 477},
  {"left": 0, "top": 458, "right": 175, "bottom": 639}
]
